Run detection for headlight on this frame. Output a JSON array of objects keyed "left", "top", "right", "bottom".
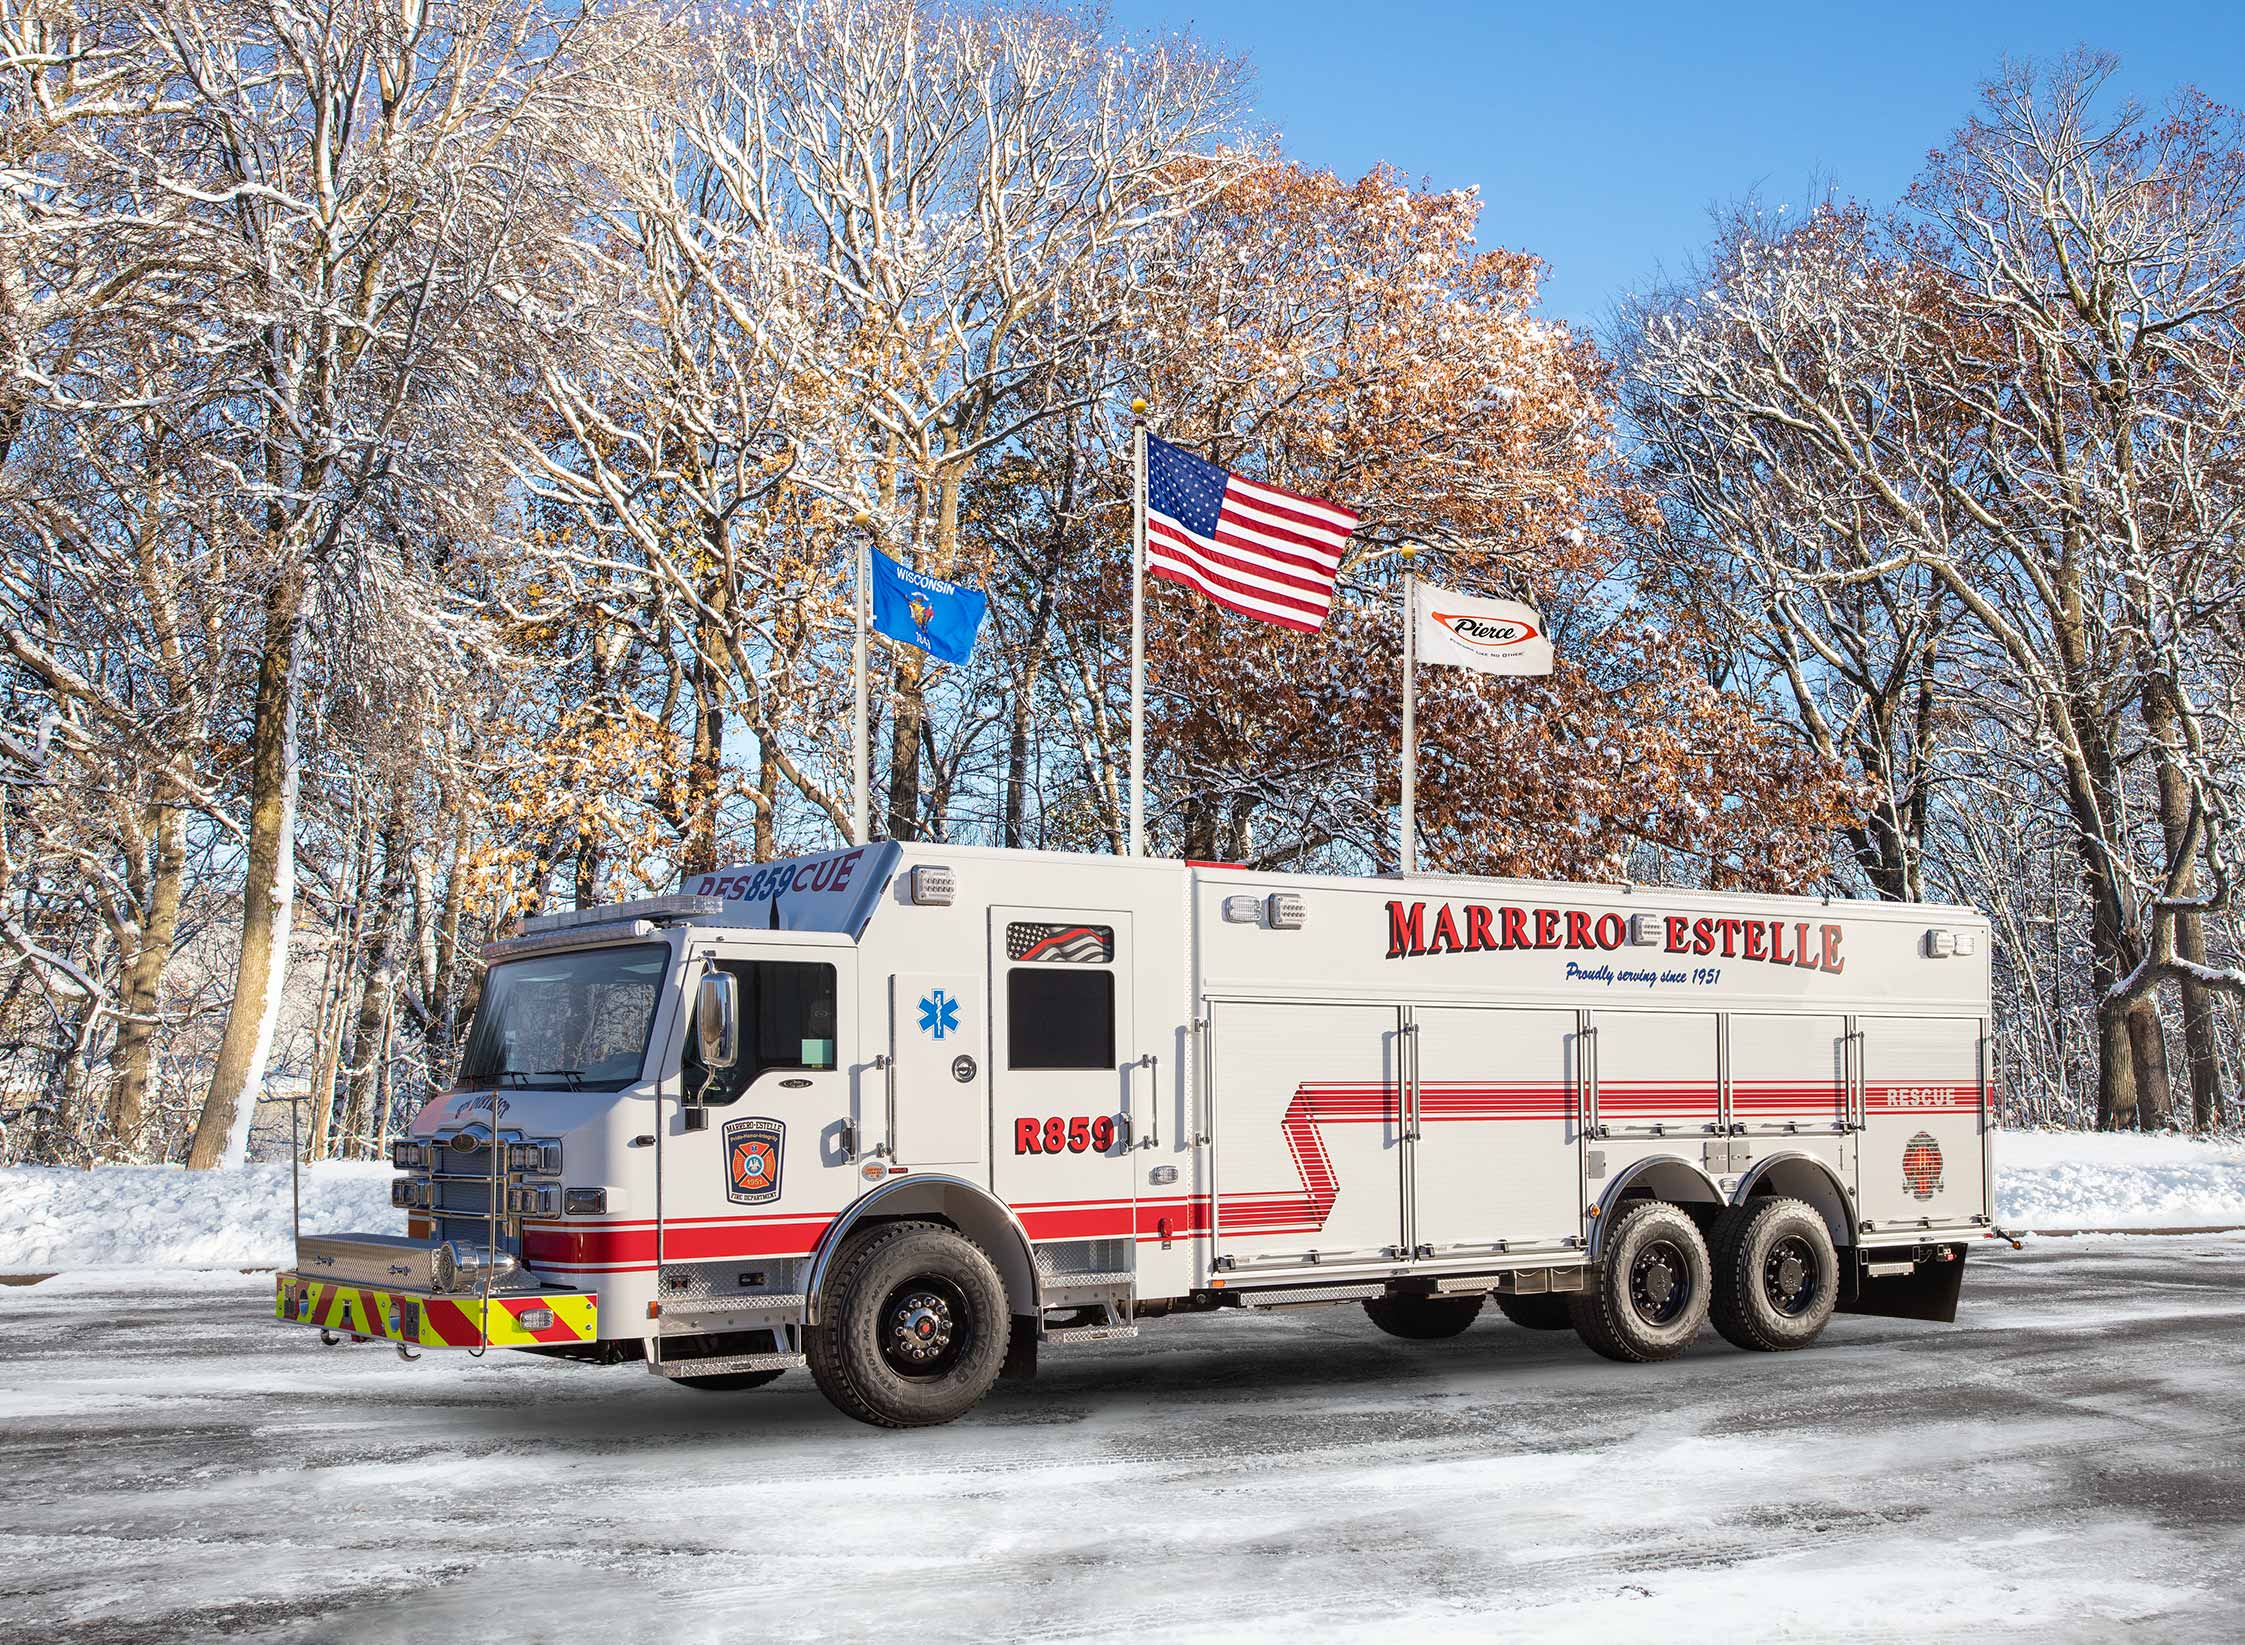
[
  {"left": 389, "top": 1178, "right": 429, "bottom": 1209},
  {"left": 504, "top": 1183, "right": 559, "bottom": 1217},
  {"left": 505, "top": 1140, "right": 562, "bottom": 1174},
  {"left": 390, "top": 1140, "right": 427, "bottom": 1169}
]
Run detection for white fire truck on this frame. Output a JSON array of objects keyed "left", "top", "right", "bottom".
[{"left": 275, "top": 843, "right": 1996, "bottom": 1428}]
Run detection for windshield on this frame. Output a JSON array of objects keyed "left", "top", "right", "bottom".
[{"left": 458, "top": 943, "right": 670, "bottom": 1093}]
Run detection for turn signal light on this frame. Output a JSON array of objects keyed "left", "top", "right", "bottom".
[{"left": 518, "top": 1307, "right": 556, "bottom": 1331}]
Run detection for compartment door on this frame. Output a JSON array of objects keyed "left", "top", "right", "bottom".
[
  {"left": 1859, "top": 1015, "right": 1988, "bottom": 1228},
  {"left": 1728, "top": 1013, "right": 1850, "bottom": 1135},
  {"left": 1409, "top": 1006, "right": 1582, "bottom": 1257},
  {"left": 1209, "top": 1001, "right": 1402, "bottom": 1269}
]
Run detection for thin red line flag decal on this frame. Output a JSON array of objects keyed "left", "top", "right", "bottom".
[{"left": 1143, "top": 434, "right": 1357, "bottom": 632}]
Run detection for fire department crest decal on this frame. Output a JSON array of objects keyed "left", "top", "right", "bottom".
[
  {"left": 1902, "top": 1131, "right": 1944, "bottom": 1201},
  {"left": 724, "top": 1117, "right": 784, "bottom": 1205}
]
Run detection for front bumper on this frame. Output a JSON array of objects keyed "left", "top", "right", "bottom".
[{"left": 274, "top": 1272, "right": 598, "bottom": 1350}]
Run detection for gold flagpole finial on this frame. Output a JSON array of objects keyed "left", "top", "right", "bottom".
[{"left": 1130, "top": 398, "right": 1148, "bottom": 417}]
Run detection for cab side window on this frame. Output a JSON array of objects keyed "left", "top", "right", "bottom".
[{"left": 686, "top": 959, "right": 838, "bottom": 1105}]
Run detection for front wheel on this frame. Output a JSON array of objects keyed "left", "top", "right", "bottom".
[
  {"left": 1570, "top": 1200, "right": 1712, "bottom": 1363},
  {"left": 807, "top": 1220, "right": 1010, "bottom": 1428},
  {"left": 1709, "top": 1196, "right": 1839, "bottom": 1352}
]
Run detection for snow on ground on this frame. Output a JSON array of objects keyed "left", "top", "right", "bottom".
[
  {"left": 3, "top": 1129, "right": 2242, "bottom": 1272},
  {"left": 1995, "top": 1129, "right": 2245, "bottom": 1229},
  {"left": 0, "top": 1163, "right": 400, "bottom": 1271},
  {"left": 2, "top": 1238, "right": 2241, "bottom": 1643}
]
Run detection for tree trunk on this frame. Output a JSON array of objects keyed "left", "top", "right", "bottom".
[
  {"left": 186, "top": 571, "right": 308, "bottom": 1170},
  {"left": 342, "top": 802, "right": 409, "bottom": 1159},
  {"left": 886, "top": 644, "right": 926, "bottom": 841},
  {"left": 108, "top": 799, "right": 186, "bottom": 1153},
  {"left": 2144, "top": 672, "right": 2228, "bottom": 1130},
  {"left": 2125, "top": 1000, "right": 2174, "bottom": 1131}
]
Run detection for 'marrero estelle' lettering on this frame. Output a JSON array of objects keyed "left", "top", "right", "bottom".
[{"left": 1384, "top": 900, "right": 1845, "bottom": 975}]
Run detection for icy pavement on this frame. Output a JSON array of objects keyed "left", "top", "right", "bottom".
[{"left": 2, "top": 1241, "right": 2242, "bottom": 1643}]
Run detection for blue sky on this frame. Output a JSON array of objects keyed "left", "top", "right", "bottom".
[{"left": 1112, "top": 1, "right": 2245, "bottom": 331}]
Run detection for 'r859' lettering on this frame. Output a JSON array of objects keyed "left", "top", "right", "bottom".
[{"left": 1014, "top": 1115, "right": 1118, "bottom": 1155}]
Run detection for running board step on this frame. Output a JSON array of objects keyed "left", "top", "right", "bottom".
[
  {"left": 1040, "top": 1271, "right": 1136, "bottom": 1297},
  {"left": 648, "top": 1350, "right": 805, "bottom": 1379},
  {"left": 656, "top": 1294, "right": 807, "bottom": 1320},
  {"left": 1041, "top": 1323, "right": 1138, "bottom": 1346}
]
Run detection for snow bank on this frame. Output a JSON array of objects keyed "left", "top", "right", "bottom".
[
  {"left": 1994, "top": 1130, "right": 2245, "bottom": 1229},
  {"left": 0, "top": 1163, "right": 401, "bottom": 1271},
  {"left": 4, "top": 1131, "right": 2243, "bottom": 1270}
]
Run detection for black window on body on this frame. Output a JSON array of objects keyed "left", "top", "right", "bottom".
[
  {"left": 1007, "top": 967, "right": 1115, "bottom": 1070},
  {"left": 687, "top": 959, "right": 838, "bottom": 1104}
]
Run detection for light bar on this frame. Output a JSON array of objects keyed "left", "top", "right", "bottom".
[{"left": 517, "top": 895, "right": 723, "bottom": 938}]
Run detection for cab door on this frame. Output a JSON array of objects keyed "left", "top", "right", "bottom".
[
  {"left": 667, "top": 944, "right": 860, "bottom": 1261},
  {"left": 988, "top": 909, "right": 1138, "bottom": 1249}
]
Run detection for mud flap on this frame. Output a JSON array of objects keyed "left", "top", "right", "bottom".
[
  {"left": 1000, "top": 1314, "right": 1039, "bottom": 1380},
  {"left": 1839, "top": 1246, "right": 1968, "bottom": 1323}
]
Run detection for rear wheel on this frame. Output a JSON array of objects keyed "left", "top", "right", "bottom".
[
  {"left": 807, "top": 1221, "right": 1009, "bottom": 1428},
  {"left": 1492, "top": 1292, "right": 1573, "bottom": 1332},
  {"left": 1709, "top": 1196, "right": 1840, "bottom": 1352},
  {"left": 1363, "top": 1294, "right": 1483, "bottom": 1340},
  {"left": 1570, "top": 1200, "right": 1712, "bottom": 1363},
  {"left": 671, "top": 1368, "right": 786, "bottom": 1392}
]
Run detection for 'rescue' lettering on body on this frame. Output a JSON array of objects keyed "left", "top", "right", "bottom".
[{"left": 1384, "top": 899, "right": 1846, "bottom": 974}]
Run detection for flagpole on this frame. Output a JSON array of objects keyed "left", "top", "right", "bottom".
[
  {"left": 850, "top": 510, "right": 871, "bottom": 847},
  {"left": 1128, "top": 399, "right": 1148, "bottom": 858},
  {"left": 1400, "top": 542, "right": 1418, "bottom": 875}
]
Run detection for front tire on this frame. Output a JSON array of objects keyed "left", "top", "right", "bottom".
[
  {"left": 1570, "top": 1199, "right": 1712, "bottom": 1363},
  {"left": 1709, "top": 1196, "right": 1840, "bottom": 1352},
  {"left": 807, "top": 1221, "right": 1009, "bottom": 1429},
  {"left": 1363, "top": 1294, "right": 1483, "bottom": 1339}
]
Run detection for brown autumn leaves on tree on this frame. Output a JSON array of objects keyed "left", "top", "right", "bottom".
[{"left": 1091, "top": 161, "right": 1854, "bottom": 879}]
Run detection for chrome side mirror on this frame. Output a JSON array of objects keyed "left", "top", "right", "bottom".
[{"left": 696, "top": 971, "right": 739, "bottom": 1070}]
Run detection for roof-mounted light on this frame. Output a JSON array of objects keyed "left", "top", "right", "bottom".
[
  {"left": 517, "top": 895, "right": 723, "bottom": 938},
  {"left": 908, "top": 865, "right": 955, "bottom": 906}
]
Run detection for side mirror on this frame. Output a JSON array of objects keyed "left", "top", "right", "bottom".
[{"left": 696, "top": 971, "right": 739, "bottom": 1071}]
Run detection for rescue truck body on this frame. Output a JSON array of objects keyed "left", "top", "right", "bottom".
[{"left": 276, "top": 843, "right": 1996, "bottom": 1427}]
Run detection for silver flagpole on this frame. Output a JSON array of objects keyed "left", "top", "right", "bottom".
[
  {"left": 1400, "top": 543, "right": 1418, "bottom": 875},
  {"left": 850, "top": 510, "right": 871, "bottom": 846},
  {"left": 1128, "top": 399, "right": 1148, "bottom": 858}
]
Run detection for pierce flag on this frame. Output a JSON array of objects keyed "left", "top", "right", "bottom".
[
  {"left": 868, "top": 548, "right": 986, "bottom": 666},
  {"left": 1413, "top": 582, "right": 1554, "bottom": 676}
]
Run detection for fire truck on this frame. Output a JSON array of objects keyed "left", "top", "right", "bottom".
[{"left": 274, "top": 843, "right": 1996, "bottom": 1428}]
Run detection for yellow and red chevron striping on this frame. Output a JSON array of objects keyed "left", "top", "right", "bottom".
[{"left": 273, "top": 1276, "right": 596, "bottom": 1349}]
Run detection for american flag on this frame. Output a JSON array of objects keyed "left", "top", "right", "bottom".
[
  {"left": 1006, "top": 922, "right": 1113, "bottom": 964},
  {"left": 1144, "top": 434, "right": 1358, "bottom": 633}
]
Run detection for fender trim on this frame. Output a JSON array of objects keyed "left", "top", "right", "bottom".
[
  {"left": 803, "top": 1173, "right": 1043, "bottom": 1326},
  {"left": 1732, "top": 1149, "right": 1860, "bottom": 1247},
  {"left": 1587, "top": 1155, "right": 1726, "bottom": 1261}
]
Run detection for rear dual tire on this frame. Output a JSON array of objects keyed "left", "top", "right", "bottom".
[
  {"left": 1708, "top": 1196, "right": 1839, "bottom": 1352},
  {"left": 1570, "top": 1200, "right": 1713, "bottom": 1362},
  {"left": 1362, "top": 1294, "right": 1483, "bottom": 1339}
]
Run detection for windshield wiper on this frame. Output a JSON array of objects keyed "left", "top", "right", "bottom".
[{"left": 533, "top": 1068, "right": 586, "bottom": 1089}]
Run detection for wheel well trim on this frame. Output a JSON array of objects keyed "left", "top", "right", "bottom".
[
  {"left": 1732, "top": 1149, "right": 1860, "bottom": 1247},
  {"left": 1587, "top": 1155, "right": 1726, "bottom": 1260},
  {"left": 803, "top": 1173, "right": 1043, "bottom": 1326}
]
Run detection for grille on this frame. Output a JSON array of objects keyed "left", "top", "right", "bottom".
[{"left": 430, "top": 1177, "right": 494, "bottom": 1216}]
